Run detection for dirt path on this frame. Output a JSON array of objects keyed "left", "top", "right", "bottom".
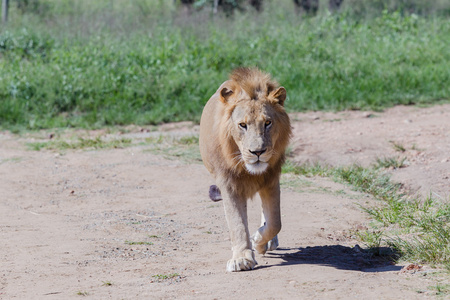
[
  {"left": 1, "top": 104, "right": 449, "bottom": 299},
  {"left": 290, "top": 104, "right": 450, "bottom": 198}
]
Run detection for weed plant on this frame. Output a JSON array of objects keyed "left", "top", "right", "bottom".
[
  {"left": 151, "top": 273, "right": 182, "bottom": 282},
  {"left": 0, "top": 0, "right": 449, "bottom": 130},
  {"left": 27, "top": 136, "right": 132, "bottom": 151},
  {"left": 374, "top": 156, "right": 406, "bottom": 169},
  {"left": 124, "top": 240, "right": 153, "bottom": 246},
  {"left": 283, "top": 161, "right": 450, "bottom": 270}
]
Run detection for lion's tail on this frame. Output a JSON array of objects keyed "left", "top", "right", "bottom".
[{"left": 209, "top": 185, "right": 223, "bottom": 202}]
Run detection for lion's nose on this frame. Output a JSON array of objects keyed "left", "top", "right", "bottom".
[{"left": 249, "top": 149, "right": 266, "bottom": 157}]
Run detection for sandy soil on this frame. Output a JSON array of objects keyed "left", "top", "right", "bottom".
[{"left": 1, "top": 104, "right": 449, "bottom": 299}]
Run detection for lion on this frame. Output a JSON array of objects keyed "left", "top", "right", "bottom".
[{"left": 199, "top": 67, "right": 291, "bottom": 272}]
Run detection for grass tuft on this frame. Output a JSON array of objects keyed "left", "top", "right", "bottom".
[
  {"left": 151, "top": 273, "right": 182, "bottom": 282},
  {"left": 27, "top": 137, "right": 132, "bottom": 151},
  {"left": 125, "top": 240, "right": 153, "bottom": 246},
  {"left": 145, "top": 134, "right": 202, "bottom": 163},
  {"left": 355, "top": 230, "right": 384, "bottom": 249},
  {"left": 390, "top": 141, "right": 407, "bottom": 153},
  {"left": 102, "top": 281, "right": 113, "bottom": 286},
  {"left": 283, "top": 160, "right": 450, "bottom": 270},
  {"left": 374, "top": 156, "right": 407, "bottom": 169}
]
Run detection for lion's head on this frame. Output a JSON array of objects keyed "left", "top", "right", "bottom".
[{"left": 217, "top": 67, "right": 291, "bottom": 175}]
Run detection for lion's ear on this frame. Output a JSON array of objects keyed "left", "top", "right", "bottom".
[
  {"left": 270, "top": 87, "right": 286, "bottom": 106},
  {"left": 219, "top": 87, "right": 234, "bottom": 104}
]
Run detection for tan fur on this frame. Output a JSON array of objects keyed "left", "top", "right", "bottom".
[{"left": 199, "top": 67, "right": 291, "bottom": 272}]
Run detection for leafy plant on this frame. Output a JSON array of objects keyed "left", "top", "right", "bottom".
[
  {"left": 1, "top": 2, "right": 449, "bottom": 130},
  {"left": 390, "top": 141, "right": 406, "bottom": 153},
  {"left": 283, "top": 161, "right": 450, "bottom": 269},
  {"left": 375, "top": 156, "right": 406, "bottom": 169},
  {"left": 152, "top": 273, "right": 181, "bottom": 281}
]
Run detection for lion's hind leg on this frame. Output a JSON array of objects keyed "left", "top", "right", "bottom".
[
  {"left": 260, "top": 212, "right": 279, "bottom": 251},
  {"left": 251, "top": 214, "right": 279, "bottom": 254},
  {"left": 266, "top": 234, "right": 279, "bottom": 251},
  {"left": 252, "top": 184, "right": 281, "bottom": 255}
]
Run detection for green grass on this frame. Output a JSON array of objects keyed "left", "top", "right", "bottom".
[
  {"left": 282, "top": 160, "right": 331, "bottom": 177},
  {"left": 125, "top": 240, "right": 153, "bottom": 246},
  {"left": 27, "top": 136, "right": 132, "bottom": 151},
  {"left": 0, "top": 157, "right": 23, "bottom": 164},
  {"left": 1, "top": 1, "right": 449, "bottom": 130},
  {"left": 283, "top": 160, "right": 450, "bottom": 270},
  {"left": 355, "top": 230, "right": 384, "bottom": 249},
  {"left": 144, "top": 135, "right": 202, "bottom": 163},
  {"left": 427, "top": 283, "right": 450, "bottom": 296},
  {"left": 374, "top": 156, "right": 407, "bottom": 169},
  {"left": 152, "top": 273, "right": 181, "bottom": 281},
  {"left": 390, "top": 141, "right": 407, "bottom": 152}
]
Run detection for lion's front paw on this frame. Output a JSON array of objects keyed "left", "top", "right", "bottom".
[{"left": 226, "top": 250, "right": 257, "bottom": 272}]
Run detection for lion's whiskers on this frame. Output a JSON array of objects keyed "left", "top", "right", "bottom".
[
  {"left": 269, "top": 149, "right": 280, "bottom": 157},
  {"left": 231, "top": 152, "right": 243, "bottom": 172}
]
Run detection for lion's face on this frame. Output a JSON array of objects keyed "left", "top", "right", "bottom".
[
  {"left": 208, "top": 69, "right": 291, "bottom": 177},
  {"left": 230, "top": 100, "right": 280, "bottom": 175}
]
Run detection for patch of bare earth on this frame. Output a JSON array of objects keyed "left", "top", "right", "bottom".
[
  {"left": 1, "top": 104, "right": 449, "bottom": 299},
  {"left": 291, "top": 104, "right": 450, "bottom": 199}
]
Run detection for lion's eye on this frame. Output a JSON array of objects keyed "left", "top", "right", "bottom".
[
  {"left": 239, "top": 123, "right": 247, "bottom": 130},
  {"left": 265, "top": 120, "right": 272, "bottom": 127}
]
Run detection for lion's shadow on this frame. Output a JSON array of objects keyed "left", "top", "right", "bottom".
[{"left": 261, "top": 244, "right": 401, "bottom": 272}]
